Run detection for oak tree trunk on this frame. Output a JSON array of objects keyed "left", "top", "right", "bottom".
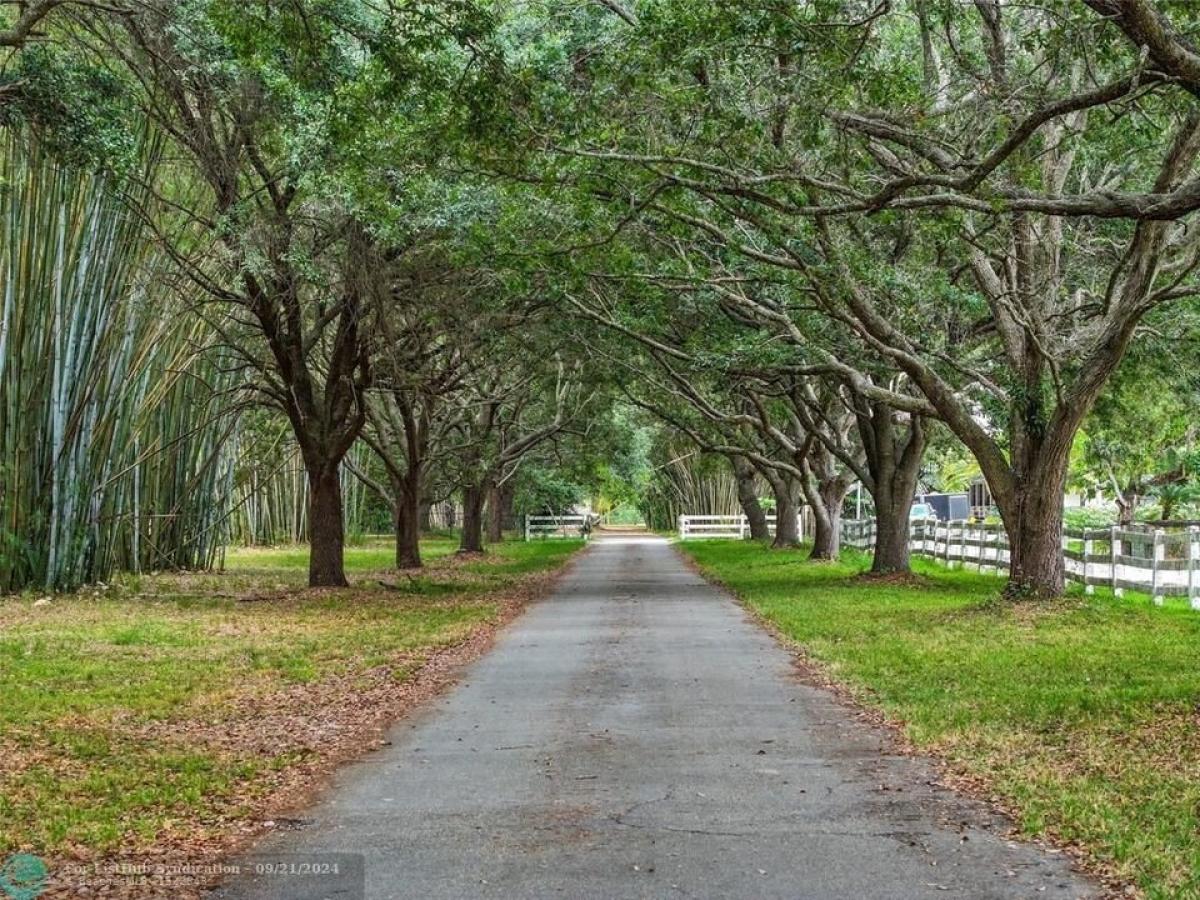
[
  {"left": 772, "top": 486, "right": 801, "bottom": 548},
  {"left": 809, "top": 509, "right": 837, "bottom": 559},
  {"left": 459, "top": 484, "right": 487, "bottom": 553},
  {"left": 732, "top": 455, "right": 769, "bottom": 540},
  {"left": 393, "top": 472, "right": 422, "bottom": 569},
  {"left": 486, "top": 484, "right": 504, "bottom": 544},
  {"left": 1001, "top": 467, "right": 1068, "bottom": 597},
  {"left": 418, "top": 501, "right": 432, "bottom": 533},
  {"left": 871, "top": 498, "right": 912, "bottom": 574},
  {"left": 1116, "top": 489, "right": 1137, "bottom": 526},
  {"left": 486, "top": 482, "right": 515, "bottom": 543},
  {"left": 807, "top": 478, "right": 849, "bottom": 561},
  {"left": 307, "top": 465, "right": 348, "bottom": 587},
  {"left": 864, "top": 415, "right": 924, "bottom": 575}
]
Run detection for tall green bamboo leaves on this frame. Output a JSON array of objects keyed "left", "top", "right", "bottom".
[{"left": 0, "top": 135, "right": 234, "bottom": 591}]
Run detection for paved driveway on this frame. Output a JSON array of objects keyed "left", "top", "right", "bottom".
[{"left": 212, "top": 534, "right": 1097, "bottom": 899}]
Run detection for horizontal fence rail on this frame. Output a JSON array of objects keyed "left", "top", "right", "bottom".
[
  {"left": 841, "top": 517, "right": 1200, "bottom": 608},
  {"left": 524, "top": 514, "right": 593, "bottom": 541},
  {"left": 677, "top": 512, "right": 810, "bottom": 541}
]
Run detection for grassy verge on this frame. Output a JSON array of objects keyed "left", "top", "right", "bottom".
[
  {"left": 0, "top": 537, "right": 581, "bottom": 888},
  {"left": 679, "top": 539, "right": 1200, "bottom": 899}
]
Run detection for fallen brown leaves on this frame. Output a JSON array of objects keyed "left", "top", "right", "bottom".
[{"left": 30, "top": 553, "right": 578, "bottom": 900}]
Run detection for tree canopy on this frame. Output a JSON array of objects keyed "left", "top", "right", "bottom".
[{"left": 2, "top": 0, "right": 1199, "bottom": 597}]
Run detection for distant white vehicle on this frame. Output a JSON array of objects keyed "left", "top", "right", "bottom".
[{"left": 909, "top": 502, "right": 935, "bottom": 521}]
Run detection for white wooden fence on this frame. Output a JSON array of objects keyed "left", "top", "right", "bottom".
[
  {"left": 524, "top": 514, "right": 592, "bottom": 541},
  {"left": 841, "top": 517, "right": 1200, "bottom": 608},
  {"left": 677, "top": 511, "right": 811, "bottom": 541}
]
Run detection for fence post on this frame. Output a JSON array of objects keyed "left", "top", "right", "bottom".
[
  {"left": 524, "top": 514, "right": 530, "bottom": 542},
  {"left": 1083, "top": 534, "right": 1094, "bottom": 595},
  {"left": 1189, "top": 526, "right": 1199, "bottom": 611},
  {"left": 678, "top": 514, "right": 686, "bottom": 541},
  {"left": 1152, "top": 529, "right": 1165, "bottom": 606},
  {"left": 1110, "top": 526, "right": 1122, "bottom": 597},
  {"left": 959, "top": 521, "right": 968, "bottom": 568}
]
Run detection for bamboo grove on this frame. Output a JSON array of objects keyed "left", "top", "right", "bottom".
[{"left": 0, "top": 134, "right": 236, "bottom": 591}]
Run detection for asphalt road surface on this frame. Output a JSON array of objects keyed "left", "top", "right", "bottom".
[{"left": 212, "top": 534, "right": 1098, "bottom": 900}]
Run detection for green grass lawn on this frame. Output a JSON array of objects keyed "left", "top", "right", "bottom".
[
  {"left": 220, "top": 534, "right": 461, "bottom": 575},
  {"left": 0, "top": 537, "right": 580, "bottom": 865},
  {"left": 680, "top": 540, "right": 1200, "bottom": 899}
]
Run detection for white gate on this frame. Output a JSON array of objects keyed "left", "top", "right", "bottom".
[
  {"left": 677, "top": 512, "right": 808, "bottom": 540},
  {"left": 524, "top": 514, "right": 592, "bottom": 540}
]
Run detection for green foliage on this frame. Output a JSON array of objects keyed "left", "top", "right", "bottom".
[
  {"left": 922, "top": 430, "right": 982, "bottom": 493},
  {"left": 1062, "top": 507, "right": 1116, "bottom": 529},
  {"left": 1073, "top": 308, "right": 1200, "bottom": 516},
  {"left": 587, "top": 407, "right": 654, "bottom": 510},
  {"left": 0, "top": 46, "right": 137, "bottom": 169},
  {"left": 512, "top": 466, "right": 585, "bottom": 517}
]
